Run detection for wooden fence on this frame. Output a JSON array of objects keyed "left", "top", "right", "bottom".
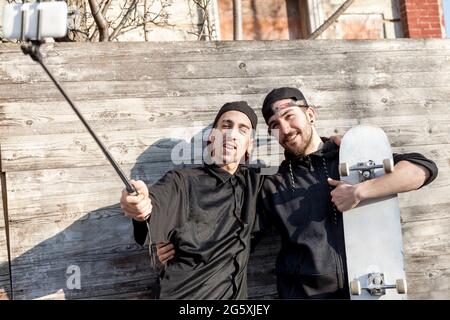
[{"left": 0, "top": 39, "right": 449, "bottom": 299}]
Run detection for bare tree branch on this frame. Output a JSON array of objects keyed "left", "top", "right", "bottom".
[
  {"left": 192, "top": 0, "right": 215, "bottom": 40},
  {"left": 308, "top": 0, "right": 355, "bottom": 39},
  {"left": 89, "top": 0, "right": 113, "bottom": 41},
  {"left": 50, "top": 0, "right": 174, "bottom": 42},
  {"left": 144, "top": 0, "right": 150, "bottom": 41},
  {"left": 88, "top": 0, "right": 109, "bottom": 41},
  {"left": 109, "top": 0, "right": 139, "bottom": 41},
  {"left": 102, "top": 0, "right": 113, "bottom": 16}
]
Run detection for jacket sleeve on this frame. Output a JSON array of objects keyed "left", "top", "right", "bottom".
[
  {"left": 393, "top": 152, "right": 439, "bottom": 188},
  {"left": 130, "top": 170, "right": 186, "bottom": 246},
  {"left": 147, "top": 170, "right": 187, "bottom": 244}
]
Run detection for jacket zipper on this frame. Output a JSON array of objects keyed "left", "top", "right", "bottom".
[
  {"left": 289, "top": 155, "right": 346, "bottom": 289},
  {"left": 320, "top": 156, "right": 345, "bottom": 289}
]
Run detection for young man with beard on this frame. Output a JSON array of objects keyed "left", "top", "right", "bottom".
[
  {"left": 120, "top": 101, "right": 265, "bottom": 299},
  {"left": 156, "top": 87, "right": 438, "bottom": 299},
  {"left": 257, "top": 87, "right": 438, "bottom": 299}
]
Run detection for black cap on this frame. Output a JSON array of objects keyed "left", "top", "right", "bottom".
[
  {"left": 212, "top": 101, "right": 258, "bottom": 130},
  {"left": 262, "top": 87, "right": 308, "bottom": 124}
]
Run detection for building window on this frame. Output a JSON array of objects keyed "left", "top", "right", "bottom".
[{"left": 217, "top": 0, "right": 310, "bottom": 40}]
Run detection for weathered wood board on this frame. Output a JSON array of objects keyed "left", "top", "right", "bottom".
[
  {"left": 0, "top": 178, "right": 12, "bottom": 300},
  {"left": 0, "top": 40, "right": 449, "bottom": 299}
]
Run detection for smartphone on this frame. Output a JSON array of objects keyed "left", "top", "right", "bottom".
[{"left": 2, "top": 1, "right": 68, "bottom": 40}]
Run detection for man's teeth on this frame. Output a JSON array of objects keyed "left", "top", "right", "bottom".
[
  {"left": 286, "top": 134, "right": 297, "bottom": 142},
  {"left": 224, "top": 143, "right": 236, "bottom": 150}
]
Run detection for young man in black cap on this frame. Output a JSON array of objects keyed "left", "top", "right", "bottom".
[
  {"left": 120, "top": 101, "right": 265, "bottom": 299},
  {"left": 258, "top": 87, "right": 438, "bottom": 298},
  {"left": 157, "top": 88, "right": 438, "bottom": 300}
]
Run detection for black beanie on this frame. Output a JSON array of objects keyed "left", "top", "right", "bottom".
[
  {"left": 212, "top": 101, "right": 258, "bottom": 130},
  {"left": 262, "top": 87, "right": 308, "bottom": 124}
]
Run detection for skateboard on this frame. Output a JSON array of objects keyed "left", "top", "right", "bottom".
[{"left": 339, "top": 125, "right": 407, "bottom": 300}]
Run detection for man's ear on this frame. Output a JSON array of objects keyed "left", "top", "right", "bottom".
[{"left": 305, "top": 107, "right": 317, "bottom": 124}]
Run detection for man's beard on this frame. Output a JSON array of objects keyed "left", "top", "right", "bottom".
[{"left": 283, "top": 123, "right": 314, "bottom": 156}]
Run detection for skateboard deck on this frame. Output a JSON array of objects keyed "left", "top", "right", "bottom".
[{"left": 339, "top": 125, "right": 407, "bottom": 300}]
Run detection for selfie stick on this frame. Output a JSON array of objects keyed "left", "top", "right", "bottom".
[{"left": 19, "top": 6, "right": 137, "bottom": 194}]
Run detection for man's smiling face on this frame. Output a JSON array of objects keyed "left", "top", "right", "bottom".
[
  {"left": 267, "top": 99, "right": 316, "bottom": 156},
  {"left": 209, "top": 110, "right": 253, "bottom": 165}
]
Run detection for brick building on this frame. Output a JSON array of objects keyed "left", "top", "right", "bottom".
[
  {"left": 217, "top": 0, "right": 447, "bottom": 40},
  {"left": 399, "top": 0, "right": 446, "bottom": 38},
  {"left": 0, "top": 0, "right": 447, "bottom": 41}
]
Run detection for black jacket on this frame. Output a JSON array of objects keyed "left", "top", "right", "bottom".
[
  {"left": 258, "top": 138, "right": 438, "bottom": 298},
  {"left": 132, "top": 164, "right": 264, "bottom": 299}
]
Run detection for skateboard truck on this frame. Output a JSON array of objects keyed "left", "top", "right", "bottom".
[
  {"left": 350, "top": 273, "right": 407, "bottom": 296},
  {"left": 339, "top": 159, "right": 394, "bottom": 182}
]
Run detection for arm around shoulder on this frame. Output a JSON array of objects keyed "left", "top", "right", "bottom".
[{"left": 393, "top": 152, "right": 439, "bottom": 188}]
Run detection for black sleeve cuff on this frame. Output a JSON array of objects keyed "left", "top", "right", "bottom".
[{"left": 393, "top": 152, "right": 439, "bottom": 188}]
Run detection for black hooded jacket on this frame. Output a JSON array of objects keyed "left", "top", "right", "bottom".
[{"left": 258, "top": 138, "right": 438, "bottom": 295}]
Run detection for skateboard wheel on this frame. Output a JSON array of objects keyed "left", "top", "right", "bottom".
[
  {"left": 339, "top": 163, "right": 349, "bottom": 177},
  {"left": 350, "top": 280, "right": 361, "bottom": 295},
  {"left": 396, "top": 279, "right": 407, "bottom": 294},
  {"left": 383, "top": 158, "right": 394, "bottom": 174}
]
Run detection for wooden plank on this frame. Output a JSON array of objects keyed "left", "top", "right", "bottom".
[
  {"left": 2, "top": 141, "right": 448, "bottom": 220},
  {"left": 8, "top": 202, "right": 159, "bottom": 300},
  {"left": 5, "top": 42, "right": 446, "bottom": 64},
  {"left": 254, "top": 227, "right": 450, "bottom": 300},
  {"left": 1, "top": 53, "right": 449, "bottom": 84},
  {"left": 0, "top": 181, "right": 3, "bottom": 228},
  {"left": 0, "top": 55, "right": 450, "bottom": 86},
  {"left": 400, "top": 203, "right": 450, "bottom": 224},
  {"left": 7, "top": 204, "right": 449, "bottom": 299},
  {"left": 1, "top": 75, "right": 449, "bottom": 103},
  {"left": 3, "top": 163, "right": 177, "bottom": 223},
  {"left": 1, "top": 40, "right": 449, "bottom": 61},
  {"left": 0, "top": 98, "right": 224, "bottom": 136},
  {"left": 1, "top": 117, "right": 448, "bottom": 172},
  {"left": 5, "top": 172, "right": 449, "bottom": 228},
  {"left": 392, "top": 144, "right": 450, "bottom": 166},
  {"left": 7, "top": 201, "right": 449, "bottom": 299},
  {"left": 1, "top": 40, "right": 449, "bottom": 300},
  {"left": 7, "top": 202, "right": 278, "bottom": 300},
  {"left": 247, "top": 213, "right": 450, "bottom": 300},
  {"left": 4, "top": 179, "right": 449, "bottom": 300},
  {"left": 402, "top": 217, "right": 450, "bottom": 257},
  {"left": 0, "top": 129, "right": 197, "bottom": 172},
  {"left": 0, "top": 224, "right": 10, "bottom": 300},
  {"left": 405, "top": 254, "right": 450, "bottom": 299},
  {"left": 4, "top": 169, "right": 447, "bottom": 299},
  {"left": 402, "top": 208, "right": 450, "bottom": 297},
  {"left": 0, "top": 171, "right": 11, "bottom": 299},
  {"left": 2, "top": 147, "right": 448, "bottom": 213},
  {"left": 247, "top": 232, "right": 279, "bottom": 299},
  {"left": 397, "top": 171, "right": 450, "bottom": 209},
  {"left": 4, "top": 160, "right": 447, "bottom": 243},
  {"left": 1, "top": 93, "right": 449, "bottom": 137}
]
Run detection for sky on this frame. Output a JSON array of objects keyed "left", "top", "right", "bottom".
[{"left": 444, "top": 0, "right": 450, "bottom": 38}]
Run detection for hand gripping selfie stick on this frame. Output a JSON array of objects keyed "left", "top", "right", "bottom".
[{"left": 14, "top": 1, "right": 137, "bottom": 194}]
